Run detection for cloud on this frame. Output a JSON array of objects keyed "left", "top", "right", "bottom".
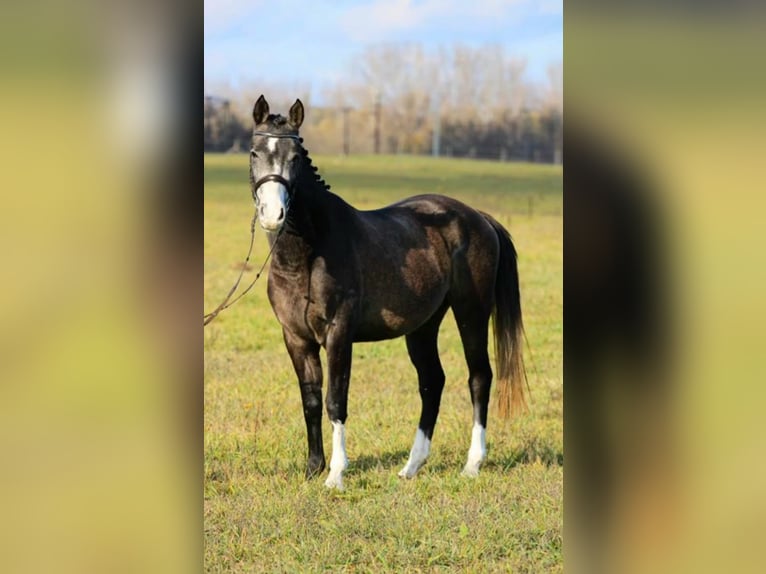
[
  {"left": 539, "top": 0, "right": 563, "bottom": 16},
  {"left": 339, "top": 0, "right": 435, "bottom": 40},
  {"left": 338, "top": 0, "right": 530, "bottom": 42},
  {"left": 203, "top": 0, "right": 562, "bottom": 96},
  {"left": 204, "top": 0, "right": 263, "bottom": 36}
]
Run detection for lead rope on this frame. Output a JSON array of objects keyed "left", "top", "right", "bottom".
[{"left": 203, "top": 205, "right": 283, "bottom": 326}]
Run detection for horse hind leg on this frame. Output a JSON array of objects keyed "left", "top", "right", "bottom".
[
  {"left": 453, "top": 306, "right": 493, "bottom": 478},
  {"left": 398, "top": 303, "right": 449, "bottom": 479}
]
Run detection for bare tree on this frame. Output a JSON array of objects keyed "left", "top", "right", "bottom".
[{"left": 203, "top": 43, "right": 563, "bottom": 162}]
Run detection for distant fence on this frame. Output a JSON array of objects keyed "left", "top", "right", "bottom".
[{"left": 204, "top": 95, "right": 562, "bottom": 164}]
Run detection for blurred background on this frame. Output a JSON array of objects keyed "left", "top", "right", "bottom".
[
  {"left": 1, "top": 0, "right": 764, "bottom": 572},
  {"left": 204, "top": 1, "right": 563, "bottom": 161},
  {"left": 565, "top": 2, "right": 766, "bottom": 574}
]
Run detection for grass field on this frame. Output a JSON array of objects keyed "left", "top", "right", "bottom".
[{"left": 204, "top": 153, "right": 562, "bottom": 572}]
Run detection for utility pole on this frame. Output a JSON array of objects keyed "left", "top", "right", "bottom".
[
  {"left": 221, "top": 99, "right": 231, "bottom": 148},
  {"left": 431, "top": 93, "right": 441, "bottom": 157},
  {"left": 373, "top": 92, "right": 381, "bottom": 154},
  {"left": 342, "top": 106, "right": 351, "bottom": 156}
]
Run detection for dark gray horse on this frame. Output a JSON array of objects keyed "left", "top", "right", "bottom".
[{"left": 250, "top": 95, "right": 526, "bottom": 489}]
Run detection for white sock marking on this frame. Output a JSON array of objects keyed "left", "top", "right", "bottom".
[
  {"left": 462, "top": 423, "right": 486, "bottom": 477},
  {"left": 399, "top": 428, "right": 431, "bottom": 478},
  {"left": 325, "top": 420, "right": 348, "bottom": 490}
]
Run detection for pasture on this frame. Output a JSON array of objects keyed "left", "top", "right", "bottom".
[{"left": 204, "top": 153, "right": 562, "bottom": 572}]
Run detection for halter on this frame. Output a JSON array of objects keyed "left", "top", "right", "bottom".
[
  {"left": 251, "top": 172, "right": 295, "bottom": 204},
  {"left": 250, "top": 130, "right": 302, "bottom": 208}
]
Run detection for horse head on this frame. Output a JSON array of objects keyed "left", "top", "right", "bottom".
[{"left": 250, "top": 95, "right": 305, "bottom": 232}]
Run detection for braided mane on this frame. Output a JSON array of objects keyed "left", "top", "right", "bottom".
[{"left": 298, "top": 143, "right": 331, "bottom": 194}]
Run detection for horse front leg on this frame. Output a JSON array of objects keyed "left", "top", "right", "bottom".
[
  {"left": 323, "top": 326, "right": 353, "bottom": 490},
  {"left": 282, "top": 329, "right": 325, "bottom": 479}
]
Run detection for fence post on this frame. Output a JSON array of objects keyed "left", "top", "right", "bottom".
[
  {"left": 342, "top": 106, "right": 351, "bottom": 156},
  {"left": 431, "top": 93, "right": 441, "bottom": 157},
  {"left": 373, "top": 93, "right": 381, "bottom": 154}
]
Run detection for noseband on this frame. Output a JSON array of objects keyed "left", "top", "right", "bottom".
[
  {"left": 252, "top": 173, "right": 294, "bottom": 201},
  {"left": 251, "top": 174, "right": 295, "bottom": 227}
]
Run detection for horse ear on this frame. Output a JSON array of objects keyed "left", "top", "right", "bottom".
[
  {"left": 253, "top": 95, "right": 269, "bottom": 125},
  {"left": 288, "top": 99, "right": 304, "bottom": 129}
]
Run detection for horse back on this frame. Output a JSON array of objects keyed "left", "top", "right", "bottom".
[{"left": 351, "top": 194, "right": 499, "bottom": 340}]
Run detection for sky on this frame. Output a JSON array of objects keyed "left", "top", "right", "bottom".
[{"left": 204, "top": 0, "right": 562, "bottom": 102}]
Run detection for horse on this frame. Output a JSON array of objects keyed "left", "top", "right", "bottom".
[{"left": 249, "top": 95, "right": 526, "bottom": 490}]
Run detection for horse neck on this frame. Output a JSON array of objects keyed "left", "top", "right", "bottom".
[{"left": 270, "top": 161, "right": 352, "bottom": 268}]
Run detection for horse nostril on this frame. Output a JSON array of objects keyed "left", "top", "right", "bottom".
[{"left": 278, "top": 208, "right": 285, "bottom": 221}]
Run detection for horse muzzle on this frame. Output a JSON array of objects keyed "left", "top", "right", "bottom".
[{"left": 253, "top": 174, "right": 292, "bottom": 231}]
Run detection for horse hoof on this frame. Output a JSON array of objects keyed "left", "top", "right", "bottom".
[
  {"left": 305, "top": 461, "right": 326, "bottom": 480},
  {"left": 397, "top": 461, "right": 423, "bottom": 479},
  {"left": 324, "top": 473, "right": 344, "bottom": 490},
  {"left": 461, "top": 465, "right": 481, "bottom": 478}
]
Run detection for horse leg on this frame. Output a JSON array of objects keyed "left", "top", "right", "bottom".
[
  {"left": 454, "top": 308, "right": 493, "bottom": 477},
  {"left": 323, "top": 326, "right": 353, "bottom": 490},
  {"left": 399, "top": 303, "right": 449, "bottom": 478},
  {"left": 283, "top": 329, "right": 325, "bottom": 479}
]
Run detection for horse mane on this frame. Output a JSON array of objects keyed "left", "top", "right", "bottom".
[
  {"left": 299, "top": 144, "right": 331, "bottom": 193},
  {"left": 266, "top": 114, "right": 289, "bottom": 128}
]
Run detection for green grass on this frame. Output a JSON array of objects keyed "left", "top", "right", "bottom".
[{"left": 204, "top": 153, "right": 562, "bottom": 572}]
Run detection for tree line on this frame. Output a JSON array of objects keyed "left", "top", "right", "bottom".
[{"left": 204, "top": 44, "right": 562, "bottom": 163}]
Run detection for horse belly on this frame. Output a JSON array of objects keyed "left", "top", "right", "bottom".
[
  {"left": 355, "top": 297, "right": 445, "bottom": 341},
  {"left": 355, "top": 253, "right": 449, "bottom": 341}
]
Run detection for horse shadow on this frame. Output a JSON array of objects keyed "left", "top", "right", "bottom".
[
  {"left": 348, "top": 449, "right": 410, "bottom": 473},
  {"left": 422, "top": 441, "right": 563, "bottom": 474},
  {"left": 484, "top": 442, "right": 564, "bottom": 470},
  {"left": 345, "top": 442, "right": 562, "bottom": 476}
]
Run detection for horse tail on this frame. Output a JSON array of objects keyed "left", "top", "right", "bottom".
[{"left": 482, "top": 213, "right": 528, "bottom": 418}]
